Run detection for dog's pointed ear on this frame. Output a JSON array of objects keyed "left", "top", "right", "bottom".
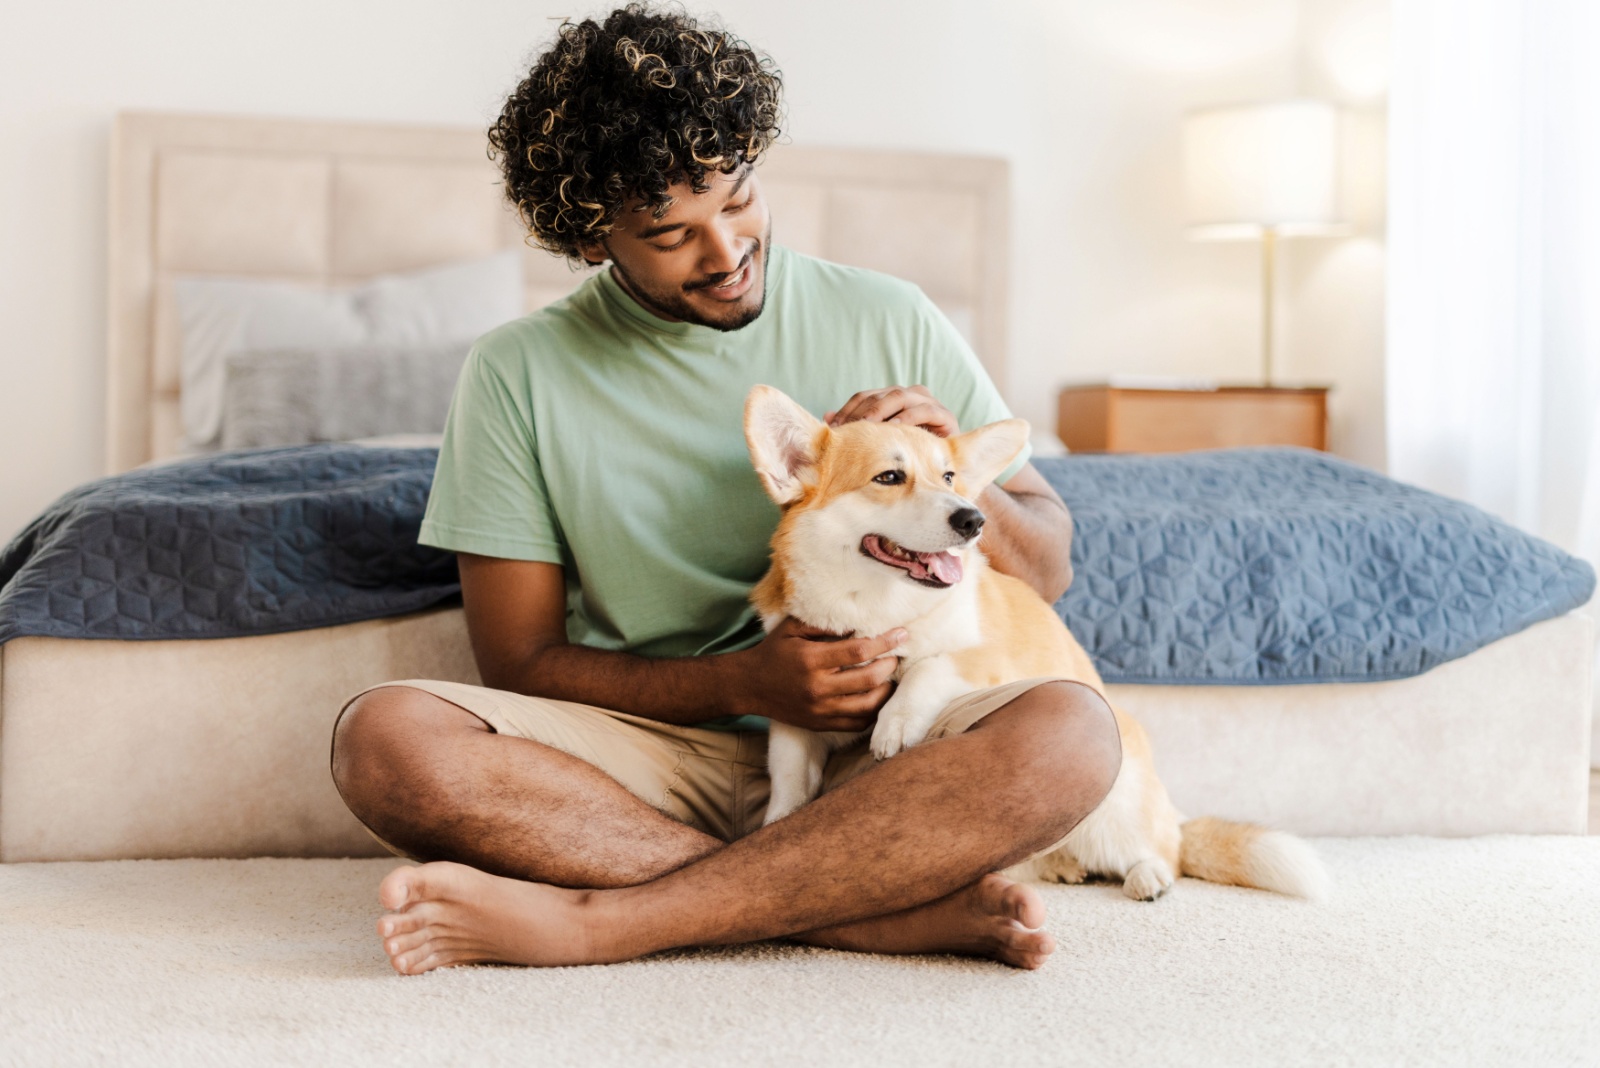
[
  {"left": 952, "top": 418, "right": 1031, "bottom": 491},
  {"left": 745, "top": 385, "right": 827, "bottom": 505}
]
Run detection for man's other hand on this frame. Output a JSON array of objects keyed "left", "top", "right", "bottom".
[
  {"left": 824, "top": 385, "right": 958, "bottom": 437},
  {"left": 730, "top": 616, "right": 905, "bottom": 731}
]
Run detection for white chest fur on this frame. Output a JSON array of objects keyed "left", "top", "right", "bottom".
[
  {"left": 760, "top": 551, "right": 990, "bottom": 765},
  {"left": 761, "top": 573, "right": 983, "bottom": 673}
]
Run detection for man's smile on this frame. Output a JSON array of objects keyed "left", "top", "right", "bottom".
[{"left": 693, "top": 256, "right": 756, "bottom": 302}]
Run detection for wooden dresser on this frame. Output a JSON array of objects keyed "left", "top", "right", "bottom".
[{"left": 1056, "top": 385, "right": 1329, "bottom": 454}]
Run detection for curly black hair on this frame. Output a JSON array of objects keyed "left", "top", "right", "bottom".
[{"left": 488, "top": 3, "right": 784, "bottom": 262}]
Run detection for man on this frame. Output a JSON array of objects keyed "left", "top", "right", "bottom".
[{"left": 330, "top": 3, "right": 1120, "bottom": 973}]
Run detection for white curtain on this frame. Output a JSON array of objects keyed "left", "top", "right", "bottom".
[{"left": 1387, "top": 0, "right": 1600, "bottom": 758}]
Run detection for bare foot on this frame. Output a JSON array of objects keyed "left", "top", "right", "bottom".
[
  {"left": 376, "top": 861, "right": 612, "bottom": 974},
  {"left": 797, "top": 872, "right": 1055, "bottom": 970},
  {"left": 376, "top": 863, "right": 1053, "bottom": 975}
]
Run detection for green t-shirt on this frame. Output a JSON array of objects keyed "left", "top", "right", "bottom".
[{"left": 418, "top": 244, "right": 1029, "bottom": 728}]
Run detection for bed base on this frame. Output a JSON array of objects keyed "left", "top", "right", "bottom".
[{"left": 0, "top": 610, "right": 1590, "bottom": 861}]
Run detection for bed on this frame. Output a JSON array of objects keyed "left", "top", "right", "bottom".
[{"left": 0, "top": 111, "right": 1592, "bottom": 862}]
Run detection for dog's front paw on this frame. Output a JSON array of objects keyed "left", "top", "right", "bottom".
[{"left": 870, "top": 715, "right": 929, "bottom": 760}]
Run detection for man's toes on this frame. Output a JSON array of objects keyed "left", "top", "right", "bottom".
[
  {"left": 994, "top": 923, "right": 1055, "bottom": 969},
  {"left": 378, "top": 865, "right": 422, "bottom": 911},
  {"left": 380, "top": 860, "right": 479, "bottom": 912},
  {"left": 975, "top": 873, "right": 1046, "bottom": 931},
  {"left": 385, "top": 927, "right": 434, "bottom": 961},
  {"left": 396, "top": 945, "right": 483, "bottom": 976},
  {"left": 376, "top": 907, "right": 430, "bottom": 939},
  {"left": 392, "top": 944, "right": 445, "bottom": 975},
  {"left": 1014, "top": 944, "right": 1055, "bottom": 970},
  {"left": 1000, "top": 881, "right": 1046, "bottom": 931}
]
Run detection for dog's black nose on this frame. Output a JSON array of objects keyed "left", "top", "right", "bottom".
[{"left": 948, "top": 507, "right": 985, "bottom": 539}]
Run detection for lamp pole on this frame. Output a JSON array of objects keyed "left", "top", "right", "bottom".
[{"left": 1261, "top": 226, "right": 1277, "bottom": 387}]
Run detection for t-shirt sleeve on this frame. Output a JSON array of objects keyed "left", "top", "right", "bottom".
[
  {"left": 417, "top": 346, "right": 566, "bottom": 563},
  {"left": 911, "top": 291, "right": 1032, "bottom": 485}
]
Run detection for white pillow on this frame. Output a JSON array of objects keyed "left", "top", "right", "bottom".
[{"left": 173, "top": 250, "right": 523, "bottom": 452}]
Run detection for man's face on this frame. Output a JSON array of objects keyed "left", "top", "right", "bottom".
[{"left": 583, "top": 166, "right": 772, "bottom": 331}]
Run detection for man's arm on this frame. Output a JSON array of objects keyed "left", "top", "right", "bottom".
[
  {"left": 456, "top": 554, "right": 902, "bottom": 729},
  {"left": 825, "top": 386, "right": 1075, "bottom": 604},
  {"left": 976, "top": 463, "right": 1075, "bottom": 604}
]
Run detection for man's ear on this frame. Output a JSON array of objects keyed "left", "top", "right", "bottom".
[
  {"left": 578, "top": 240, "right": 608, "bottom": 266},
  {"left": 745, "top": 385, "right": 827, "bottom": 505},
  {"left": 952, "top": 418, "right": 1030, "bottom": 492}
]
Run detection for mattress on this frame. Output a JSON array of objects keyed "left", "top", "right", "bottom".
[{"left": 1, "top": 607, "right": 1590, "bottom": 861}]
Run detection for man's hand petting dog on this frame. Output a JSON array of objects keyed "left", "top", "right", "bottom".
[
  {"left": 729, "top": 617, "right": 906, "bottom": 732},
  {"left": 824, "top": 384, "right": 959, "bottom": 437}
]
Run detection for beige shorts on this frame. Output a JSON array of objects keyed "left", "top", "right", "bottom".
[{"left": 335, "top": 675, "right": 1071, "bottom": 857}]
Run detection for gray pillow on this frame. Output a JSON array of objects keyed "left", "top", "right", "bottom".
[
  {"left": 219, "top": 343, "right": 470, "bottom": 449},
  {"left": 175, "top": 250, "right": 523, "bottom": 452}
]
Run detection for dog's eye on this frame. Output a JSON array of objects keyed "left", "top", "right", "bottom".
[
  {"left": 873, "top": 470, "right": 905, "bottom": 486},
  {"left": 943, "top": 471, "right": 955, "bottom": 485}
]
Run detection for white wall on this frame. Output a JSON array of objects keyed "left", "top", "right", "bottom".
[
  {"left": 1285, "top": 0, "right": 1391, "bottom": 470},
  {"left": 0, "top": 0, "right": 1388, "bottom": 542}
]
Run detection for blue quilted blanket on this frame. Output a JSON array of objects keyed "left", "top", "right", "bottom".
[
  {"left": 0, "top": 447, "right": 458, "bottom": 644},
  {"left": 1042, "top": 448, "right": 1594, "bottom": 683},
  {"left": 0, "top": 444, "right": 1591, "bottom": 684}
]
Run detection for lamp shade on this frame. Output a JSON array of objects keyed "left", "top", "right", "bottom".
[{"left": 1184, "top": 99, "right": 1347, "bottom": 240}]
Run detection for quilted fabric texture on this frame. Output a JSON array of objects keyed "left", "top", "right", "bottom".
[
  {"left": 0, "top": 444, "right": 1591, "bottom": 685},
  {"left": 1040, "top": 448, "right": 1595, "bottom": 683},
  {"left": 0, "top": 446, "right": 459, "bottom": 644}
]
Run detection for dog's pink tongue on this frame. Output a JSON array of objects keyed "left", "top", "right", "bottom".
[{"left": 927, "top": 551, "right": 963, "bottom": 585}]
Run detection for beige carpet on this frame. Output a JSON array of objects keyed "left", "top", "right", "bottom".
[{"left": 3, "top": 837, "right": 1599, "bottom": 1067}]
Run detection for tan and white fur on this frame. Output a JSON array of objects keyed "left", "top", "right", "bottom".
[{"left": 744, "top": 385, "right": 1327, "bottom": 901}]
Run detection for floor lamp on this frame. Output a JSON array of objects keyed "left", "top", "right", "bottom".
[{"left": 1183, "top": 99, "right": 1350, "bottom": 387}]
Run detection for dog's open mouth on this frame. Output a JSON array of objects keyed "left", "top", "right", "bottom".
[{"left": 860, "top": 534, "right": 964, "bottom": 588}]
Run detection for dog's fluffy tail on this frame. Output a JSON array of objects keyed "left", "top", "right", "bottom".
[{"left": 1178, "top": 817, "right": 1329, "bottom": 900}]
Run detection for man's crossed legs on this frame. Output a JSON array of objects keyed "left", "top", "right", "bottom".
[{"left": 330, "top": 678, "right": 1121, "bottom": 972}]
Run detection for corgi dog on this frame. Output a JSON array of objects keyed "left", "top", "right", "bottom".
[{"left": 743, "top": 385, "right": 1327, "bottom": 901}]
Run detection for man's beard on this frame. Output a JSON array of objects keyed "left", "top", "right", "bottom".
[{"left": 608, "top": 224, "right": 772, "bottom": 332}]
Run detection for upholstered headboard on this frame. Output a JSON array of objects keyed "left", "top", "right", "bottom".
[{"left": 106, "top": 111, "right": 1010, "bottom": 471}]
